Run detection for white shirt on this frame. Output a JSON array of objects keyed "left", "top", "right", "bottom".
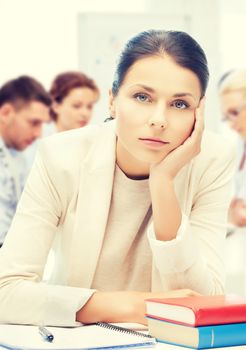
[
  {"left": 0, "top": 137, "right": 27, "bottom": 244},
  {"left": 23, "top": 121, "right": 58, "bottom": 173}
]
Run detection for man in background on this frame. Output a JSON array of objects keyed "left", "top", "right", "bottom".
[{"left": 0, "top": 76, "right": 51, "bottom": 247}]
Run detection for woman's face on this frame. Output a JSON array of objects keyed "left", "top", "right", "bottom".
[
  {"left": 54, "top": 87, "right": 98, "bottom": 131},
  {"left": 110, "top": 55, "right": 201, "bottom": 178},
  {"left": 220, "top": 90, "right": 246, "bottom": 140}
]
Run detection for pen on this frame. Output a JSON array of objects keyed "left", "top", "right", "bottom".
[{"left": 38, "top": 326, "right": 54, "bottom": 343}]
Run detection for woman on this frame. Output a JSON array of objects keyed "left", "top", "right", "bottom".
[
  {"left": 48, "top": 71, "right": 99, "bottom": 133},
  {"left": 219, "top": 69, "right": 246, "bottom": 228},
  {"left": 0, "top": 30, "right": 235, "bottom": 327}
]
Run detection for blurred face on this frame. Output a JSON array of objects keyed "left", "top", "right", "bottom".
[
  {"left": 220, "top": 90, "right": 246, "bottom": 140},
  {"left": 54, "top": 87, "right": 98, "bottom": 131},
  {"left": 109, "top": 55, "right": 201, "bottom": 178},
  {"left": 0, "top": 101, "right": 50, "bottom": 151}
]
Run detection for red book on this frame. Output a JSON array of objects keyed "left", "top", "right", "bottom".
[{"left": 145, "top": 295, "right": 246, "bottom": 326}]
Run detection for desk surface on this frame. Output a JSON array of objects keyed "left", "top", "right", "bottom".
[
  {"left": 1, "top": 343, "right": 246, "bottom": 350},
  {"left": 1, "top": 322, "right": 246, "bottom": 350},
  {"left": 156, "top": 344, "right": 246, "bottom": 350}
]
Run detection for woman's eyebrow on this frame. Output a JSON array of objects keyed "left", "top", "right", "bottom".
[
  {"left": 129, "top": 84, "right": 155, "bottom": 93},
  {"left": 173, "top": 93, "right": 196, "bottom": 101}
]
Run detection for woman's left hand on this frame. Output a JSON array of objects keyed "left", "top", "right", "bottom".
[{"left": 150, "top": 98, "right": 205, "bottom": 181}]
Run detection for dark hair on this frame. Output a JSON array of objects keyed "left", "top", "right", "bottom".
[
  {"left": 49, "top": 71, "right": 99, "bottom": 120},
  {"left": 112, "top": 30, "right": 209, "bottom": 97},
  {"left": 0, "top": 75, "right": 51, "bottom": 108}
]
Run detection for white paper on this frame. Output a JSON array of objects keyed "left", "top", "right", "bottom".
[{"left": 0, "top": 324, "right": 155, "bottom": 350}]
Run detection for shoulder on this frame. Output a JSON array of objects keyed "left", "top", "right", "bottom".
[
  {"left": 36, "top": 121, "right": 116, "bottom": 175},
  {"left": 199, "top": 129, "right": 236, "bottom": 163},
  {"left": 191, "top": 129, "right": 237, "bottom": 182},
  {"left": 39, "top": 122, "right": 110, "bottom": 158},
  {"left": 40, "top": 123, "right": 101, "bottom": 150}
]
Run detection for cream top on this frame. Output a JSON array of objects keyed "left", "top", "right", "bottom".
[{"left": 92, "top": 165, "right": 152, "bottom": 291}]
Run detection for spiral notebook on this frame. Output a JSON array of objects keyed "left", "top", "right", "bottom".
[{"left": 0, "top": 322, "right": 156, "bottom": 350}]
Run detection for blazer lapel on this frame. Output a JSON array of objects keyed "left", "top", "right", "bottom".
[{"left": 68, "top": 123, "right": 117, "bottom": 287}]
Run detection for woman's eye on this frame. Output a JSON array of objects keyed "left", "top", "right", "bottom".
[
  {"left": 173, "top": 100, "right": 189, "bottom": 109},
  {"left": 134, "top": 93, "right": 151, "bottom": 103}
]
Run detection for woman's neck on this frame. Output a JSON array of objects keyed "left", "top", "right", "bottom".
[
  {"left": 116, "top": 141, "right": 150, "bottom": 180},
  {"left": 55, "top": 120, "right": 67, "bottom": 133}
]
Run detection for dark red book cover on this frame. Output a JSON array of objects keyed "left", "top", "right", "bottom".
[{"left": 145, "top": 295, "right": 246, "bottom": 326}]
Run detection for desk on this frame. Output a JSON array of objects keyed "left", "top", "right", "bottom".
[
  {"left": 0, "top": 323, "right": 245, "bottom": 350},
  {"left": 156, "top": 344, "right": 246, "bottom": 350},
  {"left": 1, "top": 343, "right": 245, "bottom": 350}
]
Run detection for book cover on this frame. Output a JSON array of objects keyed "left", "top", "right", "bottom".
[
  {"left": 147, "top": 316, "right": 246, "bottom": 349},
  {"left": 145, "top": 294, "right": 246, "bottom": 326}
]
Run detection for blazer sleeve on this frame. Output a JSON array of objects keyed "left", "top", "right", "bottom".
[
  {"left": 0, "top": 146, "right": 95, "bottom": 326},
  {"left": 147, "top": 142, "right": 236, "bottom": 295}
]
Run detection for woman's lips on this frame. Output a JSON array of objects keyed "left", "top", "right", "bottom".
[
  {"left": 78, "top": 120, "right": 88, "bottom": 127},
  {"left": 139, "top": 138, "right": 170, "bottom": 148}
]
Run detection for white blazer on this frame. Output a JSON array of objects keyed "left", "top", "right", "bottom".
[{"left": 0, "top": 121, "right": 236, "bottom": 326}]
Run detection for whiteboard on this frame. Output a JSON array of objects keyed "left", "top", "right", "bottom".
[{"left": 77, "top": 13, "right": 191, "bottom": 123}]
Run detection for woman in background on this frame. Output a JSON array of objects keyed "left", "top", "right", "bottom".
[
  {"left": 0, "top": 29, "right": 235, "bottom": 326},
  {"left": 219, "top": 69, "right": 246, "bottom": 228},
  {"left": 47, "top": 71, "right": 99, "bottom": 134}
]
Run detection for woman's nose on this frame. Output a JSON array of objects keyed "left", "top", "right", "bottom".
[{"left": 148, "top": 106, "right": 168, "bottom": 129}]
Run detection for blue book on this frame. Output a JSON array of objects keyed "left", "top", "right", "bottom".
[{"left": 147, "top": 316, "right": 246, "bottom": 349}]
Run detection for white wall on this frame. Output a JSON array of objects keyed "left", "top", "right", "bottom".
[
  {"left": 0, "top": 0, "right": 74, "bottom": 87},
  {"left": 219, "top": 0, "right": 246, "bottom": 72},
  {"left": 0, "top": 0, "right": 146, "bottom": 88}
]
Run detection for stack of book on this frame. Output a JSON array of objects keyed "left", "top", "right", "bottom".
[{"left": 145, "top": 295, "right": 246, "bottom": 349}]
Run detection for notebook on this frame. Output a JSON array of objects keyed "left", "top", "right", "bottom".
[{"left": 0, "top": 322, "right": 156, "bottom": 350}]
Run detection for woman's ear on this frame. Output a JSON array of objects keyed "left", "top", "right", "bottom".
[{"left": 108, "top": 89, "right": 116, "bottom": 118}]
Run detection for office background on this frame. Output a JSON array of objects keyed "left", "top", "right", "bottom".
[{"left": 0, "top": 0, "right": 246, "bottom": 128}]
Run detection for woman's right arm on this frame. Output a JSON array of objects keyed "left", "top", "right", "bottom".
[
  {"left": 0, "top": 145, "right": 94, "bottom": 326},
  {"left": 76, "top": 289, "right": 200, "bottom": 325}
]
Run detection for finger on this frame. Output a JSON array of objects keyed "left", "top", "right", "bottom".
[
  {"left": 190, "top": 98, "right": 205, "bottom": 142},
  {"left": 195, "top": 97, "right": 205, "bottom": 130},
  {"left": 198, "top": 96, "right": 206, "bottom": 109}
]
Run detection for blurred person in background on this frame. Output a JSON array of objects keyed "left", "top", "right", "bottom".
[
  {"left": 48, "top": 71, "right": 99, "bottom": 134},
  {"left": 219, "top": 69, "right": 246, "bottom": 229},
  {"left": 0, "top": 76, "right": 51, "bottom": 247},
  {"left": 24, "top": 71, "right": 100, "bottom": 169}
]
